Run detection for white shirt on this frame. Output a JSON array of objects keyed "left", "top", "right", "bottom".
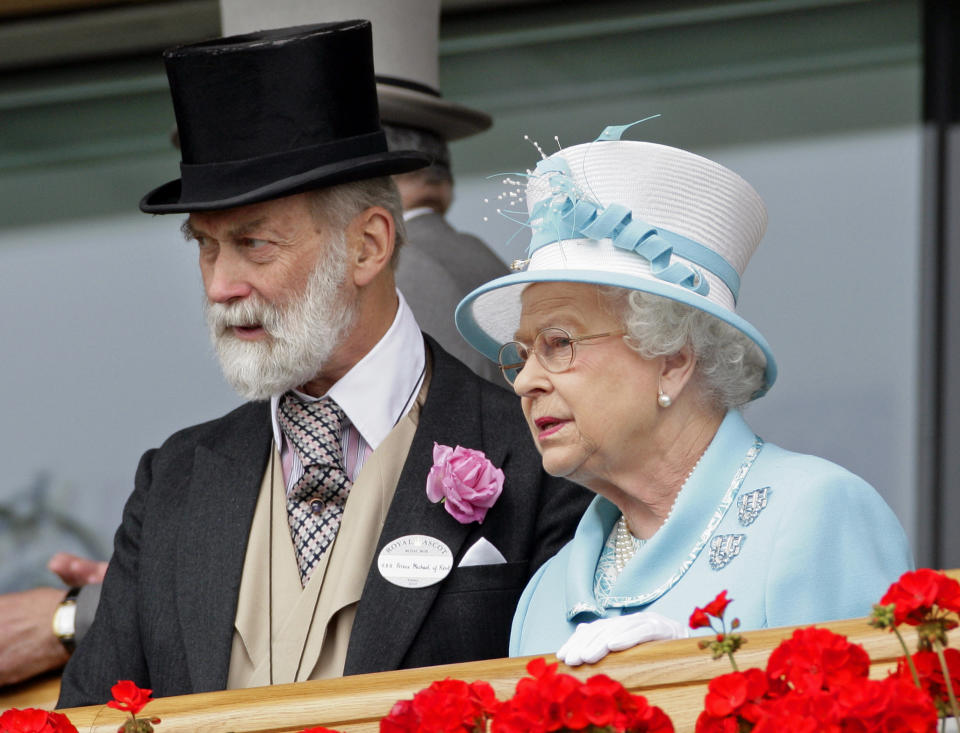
[
  {"left": 270, "top": 290, "right": 426, "bottom": 493},
  {"left": 402, "top": 206, "right": 434, "bottom": 222}
]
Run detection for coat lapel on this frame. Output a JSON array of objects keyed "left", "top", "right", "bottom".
[
  {"left": 344, "top": 338, "right": 507, "bottom": 674},
  {"left": 176, "top": 403, "right": 272, "bottom": 692}
]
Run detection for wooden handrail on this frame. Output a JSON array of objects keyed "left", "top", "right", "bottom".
[
  {"left": 3, "top": 568, "right": 956, "bottom": 731},
  {"left": 50, "top": 615, "right": 922, "bottom": 733},
  {"left": 0, "top": 673, "right": 60, "bottom": 714}
]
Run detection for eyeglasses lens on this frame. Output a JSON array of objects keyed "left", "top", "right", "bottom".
[
  {"left": 498, "top": 341, "right": 528, "bottom": 384},
  {"left": 536, "top": 328, "right": 574, "bottom": 373}
]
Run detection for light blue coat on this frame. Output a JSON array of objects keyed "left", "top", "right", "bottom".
[{"left": 510, "top": 410, "right": 913, "bottom": 656}]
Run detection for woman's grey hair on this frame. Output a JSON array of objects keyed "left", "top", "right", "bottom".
[
  {"left": 307, "top": 176, "right": 407, "bottom": 267},
  {"left": 598, "top": 286, "right": 767, "bottom": 411}
]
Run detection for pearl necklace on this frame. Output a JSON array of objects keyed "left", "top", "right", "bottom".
[
  {"left": 614, "top": 515, "right": 645, "bottom": 572},
  {"left": 613, "top": 452, "right": 705, "bottom": 573}
]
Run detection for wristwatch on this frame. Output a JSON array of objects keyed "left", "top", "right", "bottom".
[{"left": 51, "top": 586, "right": 82, "bottom": 653}]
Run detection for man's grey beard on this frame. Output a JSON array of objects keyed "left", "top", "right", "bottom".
[{"left": 205, "top": 236, "right": 358, "bottom": 401}]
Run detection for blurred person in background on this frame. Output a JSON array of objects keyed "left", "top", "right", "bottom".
[{"left": 0, "top": 554, "right": 104, "bottom": 687}]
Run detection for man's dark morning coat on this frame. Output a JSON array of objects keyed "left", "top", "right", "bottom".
[{"left": 58, "top": 338, "right": 590, "bottom": 707}]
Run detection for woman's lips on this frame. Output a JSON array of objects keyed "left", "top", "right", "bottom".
[{"left": 534, "top": 416, "right": 568, "bottom": 439}]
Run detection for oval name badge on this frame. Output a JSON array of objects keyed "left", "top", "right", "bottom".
[{"left": 377, "top": 534, "right": 453, "bottom": 589}]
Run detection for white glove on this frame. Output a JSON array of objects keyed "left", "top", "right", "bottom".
[{"left": 556, "top": 611, "right": 689, "bottom": 666}]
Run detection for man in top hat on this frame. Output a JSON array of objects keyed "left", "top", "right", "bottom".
[
  {"left": 221, "top": 0, "right": 507, "bottom": 383},
  {"left": 57, "top": 20, "right": 588, "bottom": 707},
  {"left": 0, "top": 0, "right": 506, "bottom": 690}
]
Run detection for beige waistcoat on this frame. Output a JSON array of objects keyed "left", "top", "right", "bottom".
[{"left": 227, "top": 370, "right": 430, "bottom": 687}]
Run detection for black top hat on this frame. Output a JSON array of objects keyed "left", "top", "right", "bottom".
[{"left": 140, "top": 20, "right": 429, "bottom": 214}]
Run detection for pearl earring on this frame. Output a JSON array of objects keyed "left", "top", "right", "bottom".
[{"left": 657, "top": 375, "right": 672, "bottom": 408}]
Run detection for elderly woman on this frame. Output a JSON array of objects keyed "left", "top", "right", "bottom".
[{"left": 455, "top": 123, "right": 912, "bottom": 665}]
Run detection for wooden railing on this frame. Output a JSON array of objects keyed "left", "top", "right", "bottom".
[
  {"left": 4, "top": 568, "right": 957, "bottom": 732},
  {"left": 0, "top": 672, "right": 60, "bottom": 714},
  {"left": 0, "top": 616, "right": 919, "bottom": 732}
]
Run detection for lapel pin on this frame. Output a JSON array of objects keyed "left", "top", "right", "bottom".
[{"left": 378, "top": 534, "right": 453, "bottom": 588}]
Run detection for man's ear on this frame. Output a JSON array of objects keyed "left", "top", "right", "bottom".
[
  {"left": 660, "top": 345, "right": 697, "bottom": 400},
  {"left": 349, "top": 206, "right": 395, "bottom": 287}
]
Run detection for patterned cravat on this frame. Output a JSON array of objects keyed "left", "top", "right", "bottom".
[{"left": 278, "top": 393, "right": 353, "bottom": 586}]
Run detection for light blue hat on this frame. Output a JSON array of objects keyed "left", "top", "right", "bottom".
[{"left": 455, "top": 123, "right": 777, "bottom": 397}]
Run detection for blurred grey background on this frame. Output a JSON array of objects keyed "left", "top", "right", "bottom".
[{"left": 1, "top": 0, "right": 956, "bottom": 590}]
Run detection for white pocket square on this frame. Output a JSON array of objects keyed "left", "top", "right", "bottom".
[{"left": 457, "top": 537, "right": 507, "bottom": 567}]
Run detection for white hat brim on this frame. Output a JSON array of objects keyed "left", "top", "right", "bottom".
[{"left": 455, "top": 267, "right": 777, "bottom": 399}]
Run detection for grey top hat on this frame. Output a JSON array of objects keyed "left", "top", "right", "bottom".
[{"left": 220, "top": 0, "right": 492, "bottom": 141}]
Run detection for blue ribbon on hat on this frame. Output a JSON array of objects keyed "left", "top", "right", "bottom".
[{"left": 523, "top": 122, "right": 742, "bottom": 302}]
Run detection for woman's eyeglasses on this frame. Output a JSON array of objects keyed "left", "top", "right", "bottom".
[{"left": 498, "top": 327, "right": 626, "bottom": 385}]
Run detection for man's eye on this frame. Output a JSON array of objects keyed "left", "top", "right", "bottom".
[
  {"left": 242, "top": 238, "right": 270, "bottom": 249},
  {"left": 196, "top": 236, "right": 214, "bottom": 249}
]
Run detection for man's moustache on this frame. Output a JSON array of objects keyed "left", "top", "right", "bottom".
[{"left": 208, "top": 300, "right": 279, "bottom": 337}]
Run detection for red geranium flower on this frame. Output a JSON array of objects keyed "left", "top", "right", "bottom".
[
  {"left": 702, "top": 668, "right": 768, "bottom": 719},
  {"left": 379, "top": 677, "right": 497, "bottom": 733},
  {"left": 894, "top": 647, "right": 960, "bottom": 715},
  {"left": 689, "top": 592, "right": 732, "bottom": 630},
  {"left": 766, "top": 627, "right": 870, "bottom": 694},
  {"left": 838, "top": 675, "right": 936, "bottom": 732},
  {"left": 703, "top": 591, "right": 732, "bottom": 619},
  {"left": 106, "top": 680, "right": 153, "bottom": 715},
  {"left": 689, "top": 607, "right": 711, "bottom": 630},
  {"left": 688, "top": 573, "right": 952, "bottom": 732},
  {"left": 750, "top": 690, "right": 835, "bottom": 733},
  {"left": 490, "top": 658, "right": 673, "bottom": 733},
  {"left": 625, "top": 702, "right": 675, "bottom": 733},
  {"left": 880, "top": 568, "right": 960, "bottom": 626},
  {"left": 380, "top": 699, "right": 419, "bottom": 733},
  {"left": 876, "top": 677, "right": 940, "bottom": 732},
  {"left": 693, "top": 712, "right": 741, "bottom": 733},
  {"left": 0, "top": 709, "right": 78, "bottom": 733},
  {"left": 576, "top": 674, "right": 617, "bottom": 727}
]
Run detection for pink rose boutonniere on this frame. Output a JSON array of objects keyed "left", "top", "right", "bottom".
[{"left": 426, "top": 443, "right": 504, "bottom": 524}]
